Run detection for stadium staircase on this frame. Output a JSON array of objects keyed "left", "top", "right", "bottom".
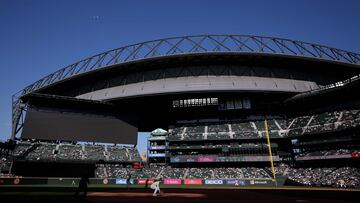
[
  {"left": 125, "top": 148, "right": 131, "bottom": 161},
  {"left": 104, "top": 146, "right": 110, "bottom": 161},
  {"left": 287, "top": 119, "right": 296, "bottom": 130},
  {"left": 156, "top": 167, "right": 165, "bottom": 179},
  {"left": 183, "top": 168, "right": 189, "bottom": 179},
  {"left": 337, "top": 111, "right": 344, "bottom": 122},
  {"left": 204, "top": 126, "right": 208, "bottom": 140},
  {"left": 302, "top": 116, "right": 313, "bottom": 134},
  {"left": 181, "top": 127, "right": 187, "bottom": 140},
  {"left": 228, "top": 124, "right": 235, "bottom": 139},
  {"left": 81, "top": 145, "right": 86, "bottom": 160},
  {"left": 274, "top": 120, "right": 283, "bottom": 130}
]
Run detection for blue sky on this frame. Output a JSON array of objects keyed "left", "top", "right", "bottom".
[{"left": 0, "top": 0, "right": 359, "bottom": 153}]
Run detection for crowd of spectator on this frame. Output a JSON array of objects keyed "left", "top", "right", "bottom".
[
  {"left": 26, "top": 143, "right": 56, "bottom": 161},
  {"left": 161, "top": 166, "right": 186, "bottom": 179},
  {"left": 95, "top": 165, "right": 272, "bottom": 180},
  {"left": 168, "top": 109, "right": 360, "bottom": 140},
  {"left": 140, "top": 164, "right": 163, "bottom": 179},
  {"left": 95, "top": 164, "right": 139, "bottom": 179},
  {"left": 11, "top": 142, "right": 34, "bottom": 156},
  {"left": 0, "top": 156, "right": 12, "bottom": 175},
  {"left": 12, "top": 141, "right": 141, "bottom": 162},
  {"left": 241, "top": 167, "right": 271, "bottom": 179},
  {"left": 212, "top": 167, "right": 243, "bottom": 179},
  {"left": 94, "top": 163, "right": 360, "bottom": 189},
  {"left": 295, "top": 149, "right": 357, "bottom": 159},
  {"left": 285, "top": 166, "right": 360, "bottom": 188},
  {"left": 56, "top": 144, "right": 83, "bottom": 160},
  {"left": 96, "top": 164, "right": 164, "bottom": 179},
  {"left": 127, "top": 148, "right": 141, "bottom": 162},
  {"left": 187, "top": 167, "right": 213, "bottom": 179},
  {"left": 5, "top": 109, "right": 360, "bottom": 189}
]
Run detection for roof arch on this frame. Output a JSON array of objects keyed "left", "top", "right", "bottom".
[
  {"left": 11, "top": 34, "right": 360, "bottom": 137},
  {"left": 19, "top": 34, "right": 360, "bottom": 96}
]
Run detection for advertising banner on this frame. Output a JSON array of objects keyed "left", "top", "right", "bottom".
[
  {"left": 170, "top": 156, "right": 196, "bottom": 163},
  {"left": 226, "top": 180, "right": 246, "bottom": 186},
  {"left": 352, "top": 153, "right": 360, "bottom": 158},
  {"left": 171, "top": 155, "right": 279, "bottom": 163},
  {"left": 170, "top": 157, "right": 180, "bottom": 163},
  {"left": 137, "top": 179, "right": 146, "bottom": 184},
  {"left": 184, "top": 179, "right": 202, "bottom": 185},
  {"left": 185, "top": 157, "right": 196, "bottom": 162},
  {"left": 163, "top": 179, "right": 181, "bottom": 185},
  {"left": 149, "top": 146, "right": 166, "bottom": 150},
  {"left": 115, "top": 179, "right": 127, "bottom": 184},
  {"left": 250, "top": 180, "right": 268, "bottom": 185},
  {"left": 137, "top": 179, "right": 153, "bottom": 185},
  {"left": 103, "top": 178, "right": 109, "bottom": 185},
  {"left": 198, "top": 155, "right": 215, "bottom": 162},
  {"left": 148, "top": 136, "right": 166, "bottom": 140},
  {"left": 204, "top": 180, "right": 223, "bottom": 185},
  {"left": 148, "top": 153, "right": 166, "bottom": 158}
]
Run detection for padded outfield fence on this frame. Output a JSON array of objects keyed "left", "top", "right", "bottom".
[{"left": 0, "top": 177, "right": 285, "bottom": 188}]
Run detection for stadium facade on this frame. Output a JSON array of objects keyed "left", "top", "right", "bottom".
[{"left": 1, "top": 34, "right": 360, "bottom": 188}]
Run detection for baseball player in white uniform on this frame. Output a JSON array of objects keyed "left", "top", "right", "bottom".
[{"left": 150, "top": 179, "right": 161, "bottom": 196}]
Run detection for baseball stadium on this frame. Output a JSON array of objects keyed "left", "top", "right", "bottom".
[{"left": 1, "top": 34, "right": 360, "bottom": 202}]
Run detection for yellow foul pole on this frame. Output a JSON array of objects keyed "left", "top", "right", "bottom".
[{"left": 264, "top": 119, "right": 277, "bottom": 185}]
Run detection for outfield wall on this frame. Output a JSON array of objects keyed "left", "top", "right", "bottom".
[{"left": 0, "top": 177, "right": 286, "bottom": 187}]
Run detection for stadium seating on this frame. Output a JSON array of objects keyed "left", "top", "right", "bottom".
[
  {"left": 95, "top": 164, "right": 139, "bottom": 179},
  {"left": 271, "top": 163, "right": 289, "bottom": 176},
  {"left": 187, "top": 167, "right": 213, "bottom": 179},
  {"left": 7, "top": 108, "right": 360, "bottom": 190},
  {"left": 95, "top": 165, "right": 274, "bottom": 180},
  {"left": 286, "top": 167, "right": 360, "bottom": 188},
  {"left": 161, "top": 166, "right": 186, "bottom": 179},
  {"left": 127, "top": 147, "right": 142, "bottom": 162},
  {"left": 65, "top": 162, "right": 360, "bottom": 188},
  {"left": 140, "top": 164, "right": 164, "bottom": 179},
  {"left": 12, "top": 142, "right": 34, "bottom": 156},
  {"left": 0, "top": 156, "right": 12, "bottom": 175},
  {"left": 107, "top": 146, "right": 128, "bottom": 162},
  {"left": 212, "top": 168, "right": 243, "bottom": 179},
  {"left": 56, "top": 144, "right": 83, "bottom": 160},
  {"left": 241, "top": 167, "right": 271, "bottom": 179},
  {"left": 168, "top": 109, "right": 360, "bottom": 140},
  {"left": 83, "top": 145, "right": 106, "bottom": 161},
  {"left": 26, "top": 143, "right": 56, "bottom": 161},
  {"left": 96, "top": 164, "right": 164, "bottom": 179},
  {"left": 311, "top": 112, "right": 339, "bottom": 125},
  {"left": 231, "top": 122, "right": 258, "bottom": 138},
  {"left": 295, "top": 149, "right": 353, "bottom": 158},
  {"left": 12, "top": 142, "right": 141, "bottom": 163},
  {"left": 207, "top": 132, "right": 231, "bottom": 140},
  {"left": 289, "top": 116, "right": 311, "bottom": 129}
]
